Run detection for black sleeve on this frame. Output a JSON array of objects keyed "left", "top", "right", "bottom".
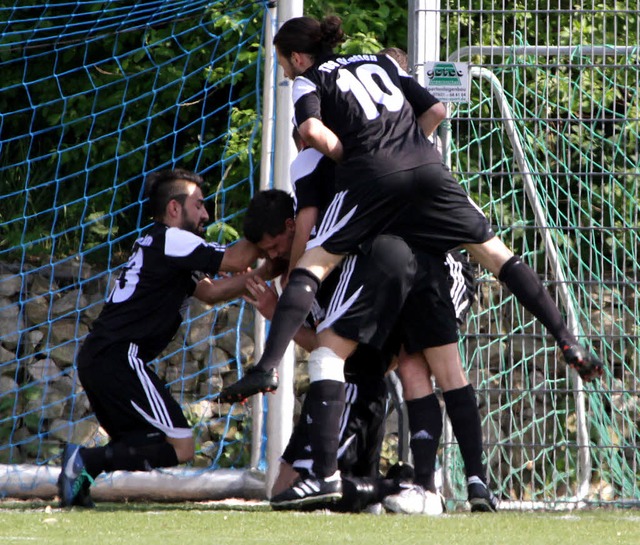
[
  {"left": 399, "top": 75, "right": 441, "bottom": 117},
  {"left": 293, "top": 157, "right": 336, "bottom": 214},
  {"left": 292, "top": 74, "right": 322, "bottom": 128}
]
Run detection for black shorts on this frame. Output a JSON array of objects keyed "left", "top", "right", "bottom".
[
  {"left": 392, "top": 250, "right": 461, "bottom": 354},
  {"left": 306, "top": 163, "right": 494, "bottom": 256},
  {"left": 281, "top": 371, "right": 388, "bottom": 478},
  {"left": 314, "top": 235, "right": 417, "bottom": 352},
  {"left": 77, "top": 341, "right": 191, "bottom": 441}
]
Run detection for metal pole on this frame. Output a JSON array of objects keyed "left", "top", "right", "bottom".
[
  {"left": 250, "top": 2, "right": 279, "bottom": 471},
  {"left": 264, "top": 0, "right": 303, "bottom": 497}
]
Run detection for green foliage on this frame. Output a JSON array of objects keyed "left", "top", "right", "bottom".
[
  {"left": 446, "top": 5, "right": 640, "bottom": 263},
  {"left": 307, "top": 0, "right": 407, "bottom": 51},
  {"left": 0, "top": 1, "right": 264, "bottom": 264}
]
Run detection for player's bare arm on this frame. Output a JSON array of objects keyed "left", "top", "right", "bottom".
[
  {"left": 288, "top": 206, "right": 318, "bottom": 277},
  {"left": 298, "top": 118, "right": 344, "bottom": 162},
  {"left": 418, "top": 102, "right": 447, "bottom": 138},
  {"left": 194, "top": 256, "right": 286, "bottom": 305},
  {"left": 218, "top": 238, "right": 260, "bottom": 272}
]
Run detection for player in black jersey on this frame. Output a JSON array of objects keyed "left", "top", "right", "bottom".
[
  {"left": 240, "top": 189, "right": 472, "bottom": 513},
  {"left": 57, "top": 169, "right": 270, "bottom": 508},
  {"left": 222, "top": 15, "right": 602, "bottom": 412},
  {"left": 224, "top": 88, "right": 495, "bottom": 509}
]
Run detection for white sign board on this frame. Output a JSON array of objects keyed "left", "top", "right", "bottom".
[{"left": 424, "top": 61, "right": 470, "bottom": 103}]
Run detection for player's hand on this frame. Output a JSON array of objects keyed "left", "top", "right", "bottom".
[{"left": 243, "top": 276, "right": 278, "bottom": 320}]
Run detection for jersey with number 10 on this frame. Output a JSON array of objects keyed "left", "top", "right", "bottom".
[{"left": 292, "top": 53, "right": 442, "bottom": 185}]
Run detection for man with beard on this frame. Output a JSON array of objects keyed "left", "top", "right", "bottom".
[{"left": 58, "top": 169, "right": 265, "bottom": 508}]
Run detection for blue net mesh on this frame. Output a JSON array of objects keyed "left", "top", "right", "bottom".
[{"left": 0, "top": 0, "right": 269, "bottom": 479}]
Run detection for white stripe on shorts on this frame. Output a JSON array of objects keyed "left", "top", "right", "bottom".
[
  {"left": 316, "top": 255, "right": 363, "bottom": 332},
  {"left": 127, "top": 343, "right": 192, "bottom": 439},
  {"left": 445, "top": 253, "right": 468, "bottom": 319},
  {"left": 306, "top": 190, "right": 358, "bottom": 250}
]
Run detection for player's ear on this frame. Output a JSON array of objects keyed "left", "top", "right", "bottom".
[
  {"left": 165, "top": 198, "right": 181, "bottom": 221},
  {"left": 284, "top": 217, "right": 296, "bottom": 232},
  {"left": 291, "top": 51, "right": 306, "bottom": 68}
]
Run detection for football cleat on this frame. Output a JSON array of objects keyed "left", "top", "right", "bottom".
[
  {"left": 383, "top": 483, "right": 445, "bottom": 516},
  {"left": 561, "top": 344, "right": 604, "bottom": 382},
  {"left": 219, "top": 367, "right": 279, "bottom": 404},
  {"left": 467, "top": 477, "right": 499, "bottom": 512},
  {"left": 58, "top": 444, "right": 94, "bottom": 508},
  {"left": 270, "top": 473, "right": 342, "bottom": 509}
]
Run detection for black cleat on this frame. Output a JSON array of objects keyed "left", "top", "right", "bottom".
[
  {"left": 467, "top": 478, "right": 499, "bottom": 512},
  {"left": 218, "top": 366, "right": 279, "bottom": 403},
  {"left": 58, "top": 444, "right": 94, "bottom": 508},
  {"left": 270, "top": 474, "right": 342, "bottom": 510},
  {"left": 561, "top": 344, "right": 604, "bottom": 382}
]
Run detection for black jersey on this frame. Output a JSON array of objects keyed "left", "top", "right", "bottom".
[
  {"left": 290, "top": 146, "right": 336, "bottom": 215},
  {"left": 79, "top": 222, "right": 225, "bottom": 364},
  {"left": 292, "top": 53, "right": 442, "bottom": 185}
]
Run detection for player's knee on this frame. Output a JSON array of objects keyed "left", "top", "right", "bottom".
[
  {"left": 308, "top": 346, "right": 345, "bottom": 383},
  {"left": 172, "top": 438, "right": 195, "bottom": 463}
]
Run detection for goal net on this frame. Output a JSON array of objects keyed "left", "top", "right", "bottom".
[
  {"left": 429, "top": 2, "right": 640, "bottom": 508},
  {"left": 0, "top": 0, "right": 270, "bottom": 500}
]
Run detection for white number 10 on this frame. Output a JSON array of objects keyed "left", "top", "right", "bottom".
[{"left": 336, "top": 63, "right": 404, "bottom": 120}]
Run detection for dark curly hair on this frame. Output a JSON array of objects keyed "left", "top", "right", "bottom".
[{"left": 243, "top": 189, "right": 295, "bottom": 243}]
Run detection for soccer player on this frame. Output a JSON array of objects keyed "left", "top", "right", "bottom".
[
  {"left": 222, "top": 14, "right": 601, "bottom": 404},
  {"left": 240, "top": 189, "right": 463, "bottom": 514},
  {"left": 57, "top": 169, "right": 273, "bottom": 508}
]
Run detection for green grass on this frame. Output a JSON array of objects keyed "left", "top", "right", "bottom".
[{"left": 0, "top": 503, "right": 639, "bottom": 545}]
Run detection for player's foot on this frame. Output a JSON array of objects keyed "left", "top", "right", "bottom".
[
  {"left": 383, "top": 483, "right": 445, "bottom": 516},
  {"left": 58, "top": 444, "right": 94, "bottom": 508},
  {"left": 71, "top": 477, "right": 95, "bottom": 508},
  {"left": 561, "top": 344, "right": 604, "bottom": 382},
  {"left": 218, "top": 367, "right": 279, "bottom": 403},
  {"left": 467, "top": 477, "right": 498, "bottom": 512},
  {"left": 270, "top": 472, "right": 342, "bottom": 509}
]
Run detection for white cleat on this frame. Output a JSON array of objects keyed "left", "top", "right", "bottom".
[{"left": 383, "top": 483, "right": 445, "bottom": 516}]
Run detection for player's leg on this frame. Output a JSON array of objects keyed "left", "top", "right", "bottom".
[
  {"left": 307, "top": 236, "right": 415, "bottom": 486},
  {"left": 268, "top": 337, "right": 346, "bottom": 508},
  {"left": 389, "top": 163, "right": 603, "bottom": 382},
  {"left": 463, "top": 237, "right": 603, "bottom": 381},
  {"left": 219, "top": 247, "right": 341, "bottom": 403},
  {"left": 220, "top": 180, "right": 415, "bottom": 403},
  {"left": 388, "top": 250, "right": 494, "bottom": 513},
  {"left": 59, "top": 342, "right": 192, "bottom": 508},
  {"left": 395, "top": 349, "right": 442, "bottom": 494},
  {"left": 271, "top": 236, "right": 417, "bottom": 509},
  {"left": 422, "top": 344, "right": 498, "bottom": 512}
]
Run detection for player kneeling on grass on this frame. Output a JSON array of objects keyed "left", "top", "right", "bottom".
[{"left": 58, "top": 169, "right": 275, "bottom": 508}]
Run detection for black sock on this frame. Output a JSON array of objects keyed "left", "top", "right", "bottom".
[
  {"left": 498, "top": 255, "right": 576, "bottom": 347},
  {"left": 307, "top": 380, "right": 346, "bottom": 478},
  {"left": 255, "top": 268, "right": 320, "bottom": 372},
  {"left": 81, "top": 441, "right": 179, "bottom": 477},
  {"left": 443, "top": 384, "right": 485, "bottom": 481},
  {"left": 406, "top": 394, "right": 442, "bottom": 492}
]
